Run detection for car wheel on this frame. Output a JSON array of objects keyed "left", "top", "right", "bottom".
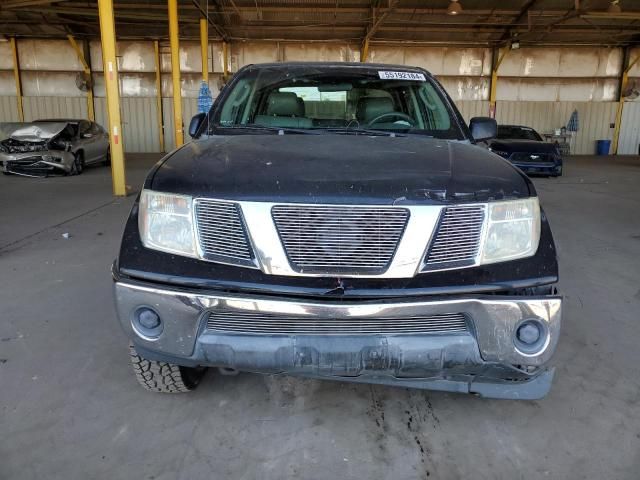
[
  {"left": 129, "top": 343, "right": 206, "bottom": 393},
  {"left": 103, "top": 148, "right": 111, "bottom": 167},
  {"left": 69, "top": 152, "right": 84, "bottom": 176}
]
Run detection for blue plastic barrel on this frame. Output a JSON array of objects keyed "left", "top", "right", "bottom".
[{"left": 596, "top": 139, "right": 611, "bottom": 155}]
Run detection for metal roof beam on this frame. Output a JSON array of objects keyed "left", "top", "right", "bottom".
[
  {"left": 1, "top": 0, "right": 62, "bottom": 8},
  {"left": 364, "top": 0, "right": 400, "bottom": 42},
  {"left": 499, "top": 0, "right": 537, "bottom": 42},
  {"left": 191, "top": 0, "right": 230, "bottom": 41}
]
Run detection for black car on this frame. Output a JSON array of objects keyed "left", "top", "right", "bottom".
[
  {"left": 489, "top": 125, "right": 563, "bottom": 177},
  {"left": 112, "top": 62, "right": 561, "bottom": 400}
]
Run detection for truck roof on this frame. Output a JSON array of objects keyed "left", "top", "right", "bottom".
[{"left": 241, "top": 61, "right": 433, "bottom": 75}]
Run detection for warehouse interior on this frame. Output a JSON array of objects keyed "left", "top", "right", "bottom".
[{"left": 1, "top": 1, "right": 640, "bottom": 479}]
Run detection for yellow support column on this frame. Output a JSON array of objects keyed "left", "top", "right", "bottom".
[
  {"left": 10, "top": 37, "right": 24, "bottom": 122},
  {"left": 612, "top": 55, "right": 639, "bottom": 155},
  {"left": 200, "top": 18, "right": 209, "bottom": 83},
  {"left": 360, "top": 38, "right": 370, "bottom": 63},
  {"left": 222, "top": 41, "right": 229, "bottom": 77},
  {"left": 97, "top": 0, "right": 127, "bottom": 196},
  {"left": 67, "top": 34, "right": 95, "bottom": 121},
  {"left": 168, "top": 0, "right": 184, "bottom": 147},
  {"left": 154, "top": 40, "right": 165, "bottom": 153},
  {"left": 489, "top": 48, "right": 508, "bottom": 119}
]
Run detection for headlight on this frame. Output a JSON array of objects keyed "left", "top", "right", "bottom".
[
  {"left": 138, "top": 189, "right": 197, "bottom": 257},
  {"left": 479, "top": 197, "right": 541, "bottom": 264}
]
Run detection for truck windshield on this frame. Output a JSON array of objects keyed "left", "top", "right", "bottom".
[{"left": 209, "top": 65, "right": 465, "bottom": 139}]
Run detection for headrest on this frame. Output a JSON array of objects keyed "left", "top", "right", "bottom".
[
  {"left": 266, "top": 92, "right": 304, "bottom": 117},
  {"left": 356, "top": 96, "right": 395, "bottom": 122}
]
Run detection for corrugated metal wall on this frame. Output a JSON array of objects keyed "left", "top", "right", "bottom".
[
  {"left": 22, "top": 96, "right": 87, "bottom": 121},
  {"left": 495, "top": 101, "right": 618, "bottom": 155},
  {"left": 95, "top": 97, "right": 163, "bottom": 153},
  {"left": 618, "top": 102, "right": 640, "bottom": 155},
  {"left": 456, "top": 100, "right": 489, "bottom": 123},
  {"left": 162, "top": 98, "right": 198, "bottom": 152},
  {"left": 0, "top": 97, "right": 19, "bottom": 122}
]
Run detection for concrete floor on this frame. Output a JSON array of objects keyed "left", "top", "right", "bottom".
[{"left": 1, "top": 154, "right": 639, "bottom": 479}]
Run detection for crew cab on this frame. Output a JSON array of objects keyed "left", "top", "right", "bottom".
[{"left": 113, "top": 63, "right": 561, "bottom": 399}]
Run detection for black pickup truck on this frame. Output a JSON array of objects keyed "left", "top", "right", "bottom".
[{"left": 113, "top": 62, "right": 561, "bottom": 399}]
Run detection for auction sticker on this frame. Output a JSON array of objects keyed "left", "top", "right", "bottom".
[{"left": 378, "top": 71, "right": 426, "bottom": 81}]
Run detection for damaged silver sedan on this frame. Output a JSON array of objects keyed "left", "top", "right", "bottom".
[{"left": 0, "top": 119, "right": 110, "bottom": 177}]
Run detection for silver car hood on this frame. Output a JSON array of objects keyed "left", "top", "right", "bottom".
[{"left": 9, "top": 123, "right": 69, "bottom": 142}]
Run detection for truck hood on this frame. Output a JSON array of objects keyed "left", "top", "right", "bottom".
[
  {"left": 9, "top": 123, "right": 68, "bottom": 142},
  {"left": 489, "top": 139, "right": 559, "bottom": 154},
  {"left": 149, "top": 135, "right": 533, "bottom": 204}
]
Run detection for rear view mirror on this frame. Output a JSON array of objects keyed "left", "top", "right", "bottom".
[
  {"left": 188, "top": 113, "right": 207, "bottom": 138},
  {"left": 469, "top": 117, "right": 497, "bottom": 142}
]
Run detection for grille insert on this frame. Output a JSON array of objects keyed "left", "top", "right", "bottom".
[
  {"left": 424, "top": 205, "right": 485, "bottom": 270},
  {"left": 206, "top": 311, "right": 468, "bottom": 335},
  {"left": 194, "top": 199, "right": 255, "bottom": 267},
  {"left": 272, "top": 205, "right": 409, "bottom": 274},
  {"left": 510, "top": 152, "right": 554, "bottom": 163}
]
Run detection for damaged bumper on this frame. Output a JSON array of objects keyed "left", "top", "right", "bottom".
[
  {"left": 114, "top": 280, "right": 562, "bottom": 400},
  {"left": 0, "top": 151, "right": 74, "bottom": 176}
]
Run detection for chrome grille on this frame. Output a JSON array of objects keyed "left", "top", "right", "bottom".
[
  {"left": 194, "top": 199, "right": 255, "bottom": 267},
  {"left": 271, "top": 205, "right": 409, "bottom": 274},
  {"left": 424, "top": 205, "right": 485, "bottom": 270},
  {"left": 206, "top": 311, "right": 468, "bottom": 335}
]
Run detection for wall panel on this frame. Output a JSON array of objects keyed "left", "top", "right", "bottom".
[
  {"left": 618, "top": 102, "right": 640, "bottom": 155},
  {"left": 455, "top": 100, "right": 489, "bottom": 123},
  {"left": 94, "top": 97, "right": 108, "bottom": 134},
  {"left": 162, "top": 97, "right": 198, "bottom": 152},
  {"left": 96, "top": 97, "right": 161, "bottom": 153},
  {"left": 22, "top": 96, "right": 87, "bottom": 121},
  {"left": 0, "top": 97, "right": 20, "bottom": 122},
  {"left": 120, "top": 98, "right": 160, "bottom": 153}
]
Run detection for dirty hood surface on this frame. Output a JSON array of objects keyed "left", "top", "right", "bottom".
[
  {"left": 150, "top": 134, "right": 533, "bottom": 204},
  {"left": 9, "top": 123, "right": 68, "bottom": 142}
]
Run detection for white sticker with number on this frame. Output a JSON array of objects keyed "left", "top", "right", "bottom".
[{"left": 378, "top": 71, "right": 426, "bottom": 81}]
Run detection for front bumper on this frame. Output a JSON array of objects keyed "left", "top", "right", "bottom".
[
  {"left": 0, "top": 150, "right": 74, "bottom": 176},
  {"left": 114, "top": 280, "right": 562, "bottom": 399},
  {"left": 511, "top": 161, "right": 562, "bottom": 176}
]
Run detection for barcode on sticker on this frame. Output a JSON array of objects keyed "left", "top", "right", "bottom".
[{"left": 378, "top": 71, "right": 426, "bottom": 81}]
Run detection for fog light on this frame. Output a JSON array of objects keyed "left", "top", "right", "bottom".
[
  {"left": 132, "top": 307, "right": 163, "bottom": 339},
  {"left": 514, "top": 319, "right": 548, "bottom": 355},
  {"left": 517, "top": 322, "right": 541, "bottom": 345},
  {"left": 138, "top": 308, "right": 160, "bottom": 329}
]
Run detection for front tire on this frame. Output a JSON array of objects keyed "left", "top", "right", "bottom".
[
  {"left": 69, "top": 152, "right": 84, "bottom": 176},
  {"left": 129, "top": 343, "right": 206, "bottom": 393}
]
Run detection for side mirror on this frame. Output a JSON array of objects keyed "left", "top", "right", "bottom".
[
  {"left": 469, "top": 117, "right": 497, "bottom": 142},
  {"left": 188, "top": 112, "right": 207, "bottom": 139}
]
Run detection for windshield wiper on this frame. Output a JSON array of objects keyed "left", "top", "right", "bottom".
[
  {"left": 318, "top": 127, "right": 405, "bottom": 137},
  {"left": 215, "top": 125, "right": 324, "bottom": 135}
]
